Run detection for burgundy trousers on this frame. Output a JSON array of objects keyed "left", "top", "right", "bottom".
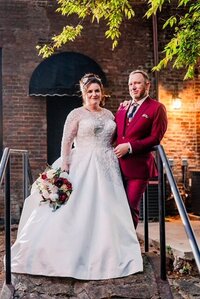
[{"left": 123, "top": 178, "right": 148, "bottom": 229}]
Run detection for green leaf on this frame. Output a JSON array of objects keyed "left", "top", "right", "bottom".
[
  {"left": 163, "top": 16, "right": 177, "bottom": 29},
  {"left": 36, "top": 0, "right": 200, "bottom": 80}
]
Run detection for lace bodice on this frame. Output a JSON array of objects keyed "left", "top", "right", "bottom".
[{"left": 61, "top": 107, "right": 116, "bottom": 169}]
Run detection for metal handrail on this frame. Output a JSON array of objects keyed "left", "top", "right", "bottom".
[
  {"left": 156, "top": 145, "right": 200, "bottom": 272},
  {"left": 142, "top": 147, "right": 167, "bottom": 279},
  {"left": 9, "top": 149, "right": 33, "bottom": 199},
  {"left": 0, "top": 148, "right": 33, "bottom": 188},
  {"left": 0, "top": 147, "right": 33, "bottom": 285},
  {"left": 143, "top": 145, "right": 200, "bottom": 279},
  {"left": 0, "top": 147, "right": 10, "bottom": 185},
  {"left": 157, "top": 148, "right": 167, "bottom": 279}
]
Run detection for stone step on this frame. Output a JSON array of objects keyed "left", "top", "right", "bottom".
[{"left": 0, "top": 254, "right": 173, "bottom": 299}]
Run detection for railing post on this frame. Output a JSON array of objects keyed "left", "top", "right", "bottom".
[
  {"left": 143, "top": 187, "right": 149, "bottom": 252},
  {"left": 157, "top": 152, "right": 167, "bottom": 280},
  {"left": 157, "top": 145, "right": 200, "bottom": 273},
  {"left": 0, "top": 147, "right": 33, "bottom": 286},
  {"left": 23, "top": 152, "right": 29, "bottom": 199},
  {"left": 5, "top": 157, "right": 11, "bottom": 285}
]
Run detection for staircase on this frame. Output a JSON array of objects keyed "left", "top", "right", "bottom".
[
  {"left": 1, "top": 223, "right": 200, "bottom": 299},
  {"left": 2, "top": 252, "right": 200, "bottom": 299},
  {"left": 1, "top": 147, "right": 199, "bottom": 299},
  {"left": 1, "top": 254, "right": 173, "bottom": 299}
]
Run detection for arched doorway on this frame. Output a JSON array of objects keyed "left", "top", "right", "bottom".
[{"left": 29, "top": 52, "right": 106, "bottom": 164}]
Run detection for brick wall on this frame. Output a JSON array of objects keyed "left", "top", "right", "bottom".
[{"left": 0, "top": 0, "right": 199, "bottom": 220}]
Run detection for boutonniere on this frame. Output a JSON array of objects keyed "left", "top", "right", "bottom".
[
  {"left": 142, "top": 114, "right": 149, "bottom": 118},
  {"left": 118, "top": 100, "right": 131, "bottom": 110}
]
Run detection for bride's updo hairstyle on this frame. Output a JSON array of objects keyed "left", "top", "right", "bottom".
[{"left": 79, "top": 73, "right": 105, "bottom": 105}]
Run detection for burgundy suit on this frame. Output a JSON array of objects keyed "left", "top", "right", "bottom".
[{"left": 115, "top": 96, "right": 167, "bottom": 227}]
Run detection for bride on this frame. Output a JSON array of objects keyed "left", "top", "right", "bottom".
[{"left": 11, "top": 73, "right": 143, "bottom": 280}]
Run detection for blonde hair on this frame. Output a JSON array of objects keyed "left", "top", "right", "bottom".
[
  {"left": 79, "top": 73, "right": 105, "bottom": 105},
  {"left": 129, "top": 70, "right": 150, "bottom": 83}
]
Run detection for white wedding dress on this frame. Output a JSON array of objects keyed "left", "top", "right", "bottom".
[{"left": 11, "top": 107, "right": 143, "bottom": 280}]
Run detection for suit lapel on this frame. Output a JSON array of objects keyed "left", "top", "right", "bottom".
[
  {"left": 126, "top": 97, "right": 151, "bottom": 130},
  {"left": 122, "top": 102, "right": 132, "bottom": 136}
]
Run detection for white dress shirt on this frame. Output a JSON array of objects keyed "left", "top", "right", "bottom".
[{"left": 128, "top": 95, "right": 148, "bottom": 154}]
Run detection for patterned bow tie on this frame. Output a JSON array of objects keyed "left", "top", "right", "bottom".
[{"left": 127, "top": 103, "right": 139, "bottom": 119}]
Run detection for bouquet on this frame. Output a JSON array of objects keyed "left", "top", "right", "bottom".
[{"left": 36, "top": 166, "right": 73, "bottom": 211}]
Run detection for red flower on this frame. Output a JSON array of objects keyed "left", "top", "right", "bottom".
[
  {"left": 63, "top": 178, "right": 69, "bottom": 185},
  {"left": 41, "top": 173, "right": 47, "bottom": 180},
  {"left": 54, "top": 178, "right": 64, "bottom": 188},
  {"left": 59, "top": 193, "right": 67, "bottom": 202},
  {"left": 66, "top": 181, "right": 72, "bottom": 189}
]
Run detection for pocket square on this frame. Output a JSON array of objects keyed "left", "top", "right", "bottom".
[{"left": 142, "top": 114, "right": 149, "bottom": 118}]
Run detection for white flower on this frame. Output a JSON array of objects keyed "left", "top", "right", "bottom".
[
  {"left": 60, "top": 171, "right": 69, "bottom": 179},
  {"left": 49, "top": 193, "right": 59, "bottom": 202},
  {"left": 37, "top": 177, "right": 45, "bottom": 184},
  {"left": 46, "top": 169, "right": 56, "bottom": 179},
  {"left": 39, "top": 181, "right": 51, "bottom": 191},
  {"left": 50, "top": 185, "right": 58, "bottom": 194},
  {"left": 42, "top": 189, "right": 50, "bottom": 199}
]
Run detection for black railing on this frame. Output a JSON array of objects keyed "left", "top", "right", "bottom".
[
  {"left": 143, "top": 145, "right": 200, "bottom": 280},
  {"left": 0, "top": 147, "right": 33, "bottom": 285}
]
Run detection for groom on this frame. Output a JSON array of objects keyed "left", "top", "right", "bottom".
[{"left": 114, "top": 70, "right": 168, "bottom": 228}]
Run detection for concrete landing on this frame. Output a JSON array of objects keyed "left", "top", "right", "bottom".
[{"left": 137, "top": 217, "right": 200, "bottom": 260}]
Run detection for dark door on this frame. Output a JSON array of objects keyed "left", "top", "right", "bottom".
[
  {"left": 47, "top": 95, "right": 82, "bottom": 164},
  {"left": 30, "top": 52, "right": 107, "bottom": 164}
]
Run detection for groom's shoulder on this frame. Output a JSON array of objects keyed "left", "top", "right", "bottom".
[{"left": 146, "top": 97, "right": 166, "bottom": 109}]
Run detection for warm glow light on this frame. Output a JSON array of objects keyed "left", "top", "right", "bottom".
[{"left": 172, "top": 97, "right": 182, "bottom": 110}]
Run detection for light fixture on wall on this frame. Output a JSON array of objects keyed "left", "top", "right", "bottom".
[
  {"left": 172, "top": 96, "right": 182, "bottom": 109},
  {"left": 172, "top": 87, "right": 182, "bottom": 110}
]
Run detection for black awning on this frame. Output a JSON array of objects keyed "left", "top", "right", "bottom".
[{"left": 29, "top": 52, "right": 106, "bottom": 96}]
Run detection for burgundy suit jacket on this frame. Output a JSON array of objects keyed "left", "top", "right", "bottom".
[{"left": 115, "top": 97, "right": 167, "bottom": 179}]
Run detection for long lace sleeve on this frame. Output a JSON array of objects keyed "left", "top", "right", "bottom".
[{"left": 60, "top": 109, "right": 79, "bottom": 170}]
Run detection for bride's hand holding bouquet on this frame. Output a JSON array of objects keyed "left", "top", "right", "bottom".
[{"left": 35, "top": 166, "right": 73, "bottom": 211}]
